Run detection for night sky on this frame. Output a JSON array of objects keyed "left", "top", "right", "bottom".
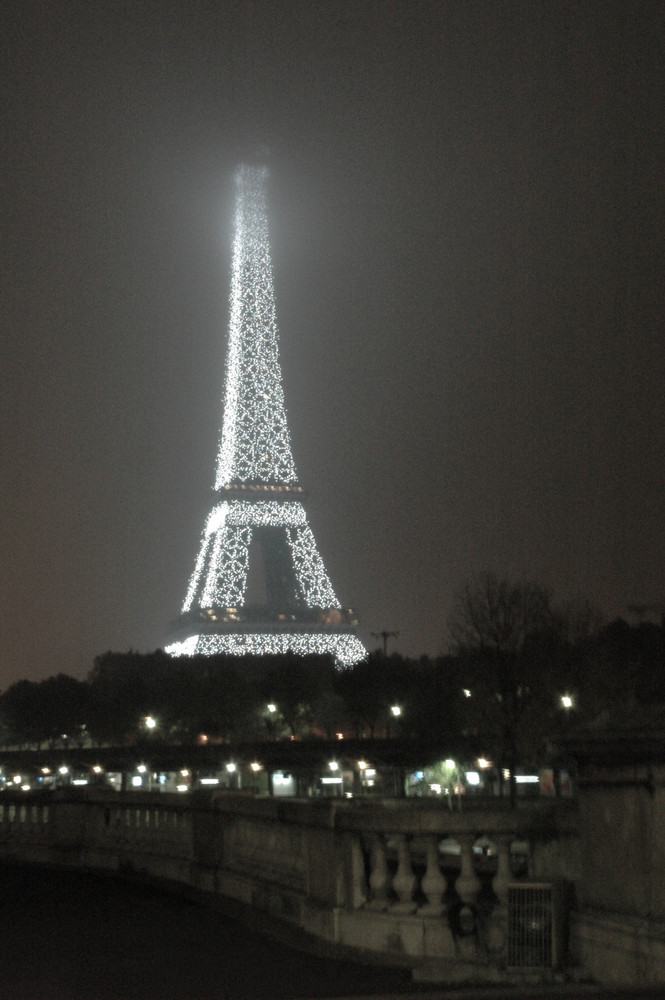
[{"left": 2, "top": 1, "right": 664, "bottom": 688}]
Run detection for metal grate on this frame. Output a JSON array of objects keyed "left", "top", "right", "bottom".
[{"left": 507, "top": 881, "right": 561, "bottom": 968}]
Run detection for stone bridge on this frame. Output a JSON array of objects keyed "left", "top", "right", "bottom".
[{"left": 0, "top": 788, "right": 578, "bottom": 983}]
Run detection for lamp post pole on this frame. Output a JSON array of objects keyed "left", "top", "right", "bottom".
[{"left": 371, "top": 630, "right": 399, "bottom": 656}]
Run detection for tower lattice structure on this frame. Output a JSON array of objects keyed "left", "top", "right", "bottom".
[{"left": 166, "top": 165, "right": 366, "bottom": 667}]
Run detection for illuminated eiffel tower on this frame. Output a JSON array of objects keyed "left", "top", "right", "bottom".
[{"left": 166, "top": 164, "right": 366, "bottom": 667}]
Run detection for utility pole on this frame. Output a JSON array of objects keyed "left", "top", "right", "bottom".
[{"left": 371, "top": 630, "right": 399, "bottom": 656}]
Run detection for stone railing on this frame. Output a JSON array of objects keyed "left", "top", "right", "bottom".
[{"left": 0, "top": 790, "right": 578, "bottom": 978}]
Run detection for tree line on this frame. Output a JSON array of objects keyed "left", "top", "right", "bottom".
[
  {"left": 1, "top": 574, "right": 664, "bottom": 774},
  {"left": 0, "top": 650, "right": 461, "bottom": 750}
]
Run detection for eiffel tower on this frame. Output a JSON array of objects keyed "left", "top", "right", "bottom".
[{"left": 166, "top": 164, "right": 366, "bottom": 667}]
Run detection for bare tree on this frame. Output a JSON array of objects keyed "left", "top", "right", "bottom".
[
  {"left": 448, "top": 572, "right": 558, "bottom": 802},
  {"left": 449, "top": 572, "right": 554, "bottom": 656}
]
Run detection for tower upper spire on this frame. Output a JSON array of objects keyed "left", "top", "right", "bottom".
[{"left": 216, "top": 165, "right": 297, "bottom": 487}]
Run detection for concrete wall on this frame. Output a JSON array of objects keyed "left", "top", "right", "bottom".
[{"left": 570, "top": 759, "right": 665, "bottom": 984}]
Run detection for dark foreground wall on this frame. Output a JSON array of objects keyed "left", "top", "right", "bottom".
[
  {"left": 568, "top": 725, "right": 665, "bottom": 986},
  {"left": 0, "top": 863, "right": 416, "bottom": 1000}
]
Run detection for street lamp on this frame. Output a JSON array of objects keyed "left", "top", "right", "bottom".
[
  {"left": 386, "top": 704, "right": 403, "bottom": 739},
  {"left": 265, "top": 703, "right": 279, "bottom": 739},
  {"left": 226, "top": 761, "right": 241, "bottom": 790},
  {"left": 561, "top": 694, "right": 574, "bottom": 710}
]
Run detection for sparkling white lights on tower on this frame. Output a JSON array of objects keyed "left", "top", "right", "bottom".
[
  {"left": 167, "top": 164, "right": 366, "bottom": 668},
  {"left": 180, "top": 500, "right": 338, "bottom": 612}
]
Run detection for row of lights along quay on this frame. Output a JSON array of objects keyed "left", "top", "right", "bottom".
[
  {"left": 0, "top": 739, "right": 422, "bottom": 798},
  {"left": 0, "top": 735, "right": 571, "bottom": 800}
]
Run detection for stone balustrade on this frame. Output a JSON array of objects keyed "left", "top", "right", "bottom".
[{"left": 0, "top": 790, "right": 578, "bottom": 977}]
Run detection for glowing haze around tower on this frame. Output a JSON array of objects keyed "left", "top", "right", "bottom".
[
  {"left": 216, "top": 167, "right": 297, "bottom": 487},
  {"left": 166, "top": 165, "right": 366, "bottom": 667}
]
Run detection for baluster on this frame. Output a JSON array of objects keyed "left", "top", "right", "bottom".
[
  {"left": 455, "top": 835, "right": 481, "bottom": 906},
  {"left": 419, "top": 834, "right": 447, "bottom": 915},
  {"left": 367, "top": 833, "right": 390, "bottom": 911},
  {"left": 485, "top": 835, "right": 514, "bottom": 962},
  {"left": 391, "top": 834, "right": 417, "bottom": 913},
  {"left": 349, "top": 833, "right": 367, "bottom": 909},
  {"left": 492, "top": 835, "right": 513, "bottom": 912}
]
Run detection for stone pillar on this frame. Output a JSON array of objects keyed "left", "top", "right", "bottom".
[
  {"left": 492, "top": 835, "right": 513, "bottom": 912},
  {"left": 348, "top": 833, "right": 368, "bottom": 909},
  {"left": 367, "top": 833, "right": 391, "bottom": 911},
  {"left": 391, "top": 834, "right": 417, "bottom": 914},
  {"left": 419, "top": 834, "right": 447, "bottom": 916},
  {"left": 486, "top": 834, "right": 514, "bottom": 964},
  {"left": 456, "top": 835, "right": 481, "bottom": 906}
]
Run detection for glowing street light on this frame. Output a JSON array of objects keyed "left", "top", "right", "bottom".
[
  {"left": 144, "top": 715, "right": 157, "bottom": 730},
  {"left": 561, "top": 694, "right": 574, "bottom": 710},
  {"left": 390, "top": 705, "right": 402, "bottom": 717},
  {"left": 265, "top": 702, "right": 279, "bottom": 740}
]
